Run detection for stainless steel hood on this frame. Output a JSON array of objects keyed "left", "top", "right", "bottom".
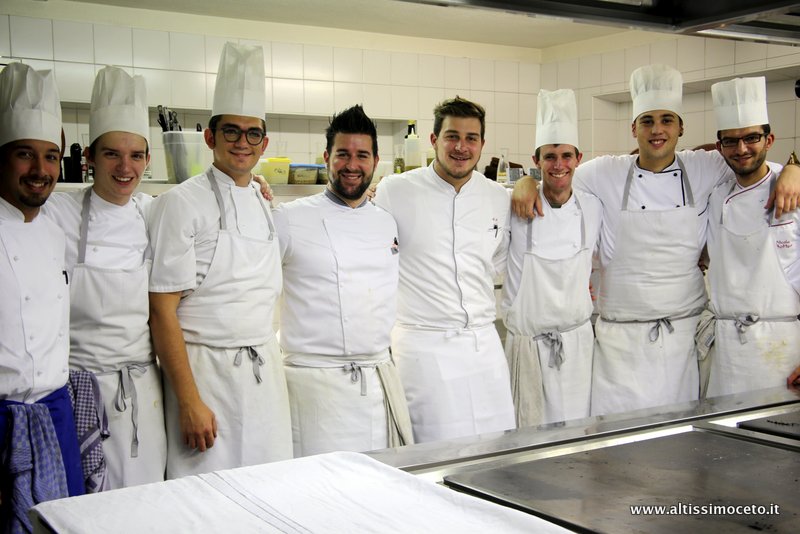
[{"left": 399, "top": 0, "right": 800, "bottom": 45}]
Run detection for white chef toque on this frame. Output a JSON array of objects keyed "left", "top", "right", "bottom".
[
  {"left": 212, "top": 42, "right": 266, "bottom": 120},
  {"left": 630, "top": 64, "right": 683, "bottom": 121},
  {"left": 89, "top": 66, "right": 149, "bottom": 146},
  {"left": 0, "top": 62, "right": 62, "bottom": 148},
  {"left": 535, "top": 88, "right": 579, "bottom": 151},
  {"left": 711, "top": 76, "right": 768, "bottom": 131}
]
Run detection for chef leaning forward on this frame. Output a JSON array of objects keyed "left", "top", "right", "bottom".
[
  {"left": 273, "top": 105, "right": 413, "bottom": 457},
  {"left": 704, "top": 76, "right": 800, "bottom": 397},
  {"left": 374, "top": 96, "right": 516, "bottom": 443},
  {"left": 511, "top": 64, "right": 800, "bottom": 416},
  {"left": 0, "top": 63, "right": 84, "bottom": 530},
  {"left": 41, "top": 66, "right": 166, "bottom": 490},
  {"left": 147, "top": 42, "right": 292, "bottom": 478},
  {"left": 501, "top": 89, "right": 602, "bottom": 427}
]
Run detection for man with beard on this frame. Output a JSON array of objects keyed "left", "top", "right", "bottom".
[
  {"left": 705, "top": 76, "right": 800, "bottom": 396},
  {"left": 273, "top": 105, "right": 413, "bottom": 456},
  {"left": 148, "top": 42, "right": 292, "bottom": 477},
  {"left": 374, "top": 96, "right": 516, "bottom": 443},
  {"left": 0, "top": 63, "right": 84, "bottom": 531}
]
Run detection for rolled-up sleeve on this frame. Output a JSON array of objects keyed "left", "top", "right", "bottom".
[{"left": 147, "top": 190, "right": 199, "bottom": 293}]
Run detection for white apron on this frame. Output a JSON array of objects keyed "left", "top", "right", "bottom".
[
  {"left": 164, "top": 170, "right": 292, "bottom": 479},
  {"left": 504, "top": 195, "right": 594, "bottom": 427},
  {"left": 391, "top": 323, "right": 516, "bottom": 443},
  {"left": 284, "top": 350, "right": 412, "bottom": 457},
  {"left": 707, "top": 179, "right": 800, "bottom": 397},
  {"left": 69, "top": 189, "right": 166, "bottom": 489},
  {"left": 592, "top": 158, "right": 702, "bottom": 415}
]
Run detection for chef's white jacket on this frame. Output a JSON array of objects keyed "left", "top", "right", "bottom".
[
  {"left": 574, "top": 150, "right": 731, "bottom": 269},
  {"left": 706, "top": 164, "right": 800, "bottom": 294},
  {"left": 148, "top": 166, "right": 271, "bottom": 294},
  {"left": 42, "top": 189, "right": 152, "bottom": 276},
  {"left": 374, "top": 165, "right": 510, "bottom": 329},
  {"left": 0, "top": 197, "right": 69, "bottom": 402},
  {"left": 273, "top": 191, "right": 399, "bottom": 355}
]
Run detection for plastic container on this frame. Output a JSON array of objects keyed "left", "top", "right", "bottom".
[
  {"left": 289, "top": 163, "right": 324, "bottom": 184},
  {"left": 261, "top": 157, "right": 291, "bottom": 184},
  {"left": 163, "top": 132, "right": 213, "bottom": 184}
]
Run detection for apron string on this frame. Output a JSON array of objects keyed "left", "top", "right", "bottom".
[
  {"left": 109, "top": 362, "right": 151, "bottom": 458},
  {"left": 343, "top": 362, "right": 367, "bottom": 396},
  {"left": 234, "top": 346, "right": 265, "bottom": 384},
  {"left": 716, "top": 313, "right": 798, "bottom": 344},
  {"left": 207, "top": 168, "right": 275, "bottom": 241},
  {"left": 622, "top": 154, "right": 694, "bottom": 211}
]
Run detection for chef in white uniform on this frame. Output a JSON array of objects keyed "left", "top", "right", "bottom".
[
  {"left": 42, "top": 66, "right": 166, "bottom": 489},
  {"left": 148, "top": 42, "right": 292, "bottom": 478},
  {"left": 501, "top": 89, "right": 602, "bottom": 427},
  {"left": 510, "top": 65, "right": 800, "bottom": 416},
  {"left": 705, "top": 76, "right": 800, "bottom": 397},
  {"left": 374, "top": 96, "right": 515, "bottom": 443},
  {"left": 274, "top": 105, "right": 412, "bottom": 457},
  {"left": 0, "top": 63, "right": 84, "bottom": 527}
]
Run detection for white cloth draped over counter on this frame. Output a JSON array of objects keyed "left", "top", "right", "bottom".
[{"left": 30, "top": 452, "right": 567, "bottom": 533}]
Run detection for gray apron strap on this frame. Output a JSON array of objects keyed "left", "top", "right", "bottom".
[
  {"left": 77, "top": 187, "right": 93, "bottom": 264},
  {"left": 111, "top": 362, "right": 152, "bottom": 458},
  {"left": 343, "top": 362, "right": 367, "bottom": 396},
  {"left": 206, "top": 168, "right": 275, "bottom": 240},
  {"left": 532, "top": 318, "right": 590, "bottom": 370},
  {"left": 622, "top": 155, "right": 694, "bottom": 211},
  {"left": 234, "top": 346, "right": 265, "bottom": 383},
  {"left": 716, "top": 313, "right": 797, "bottom": 344}
]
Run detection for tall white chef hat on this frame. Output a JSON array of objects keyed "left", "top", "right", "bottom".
[
  {"left": 89, "top": 66, "right": 149, "bottom": 146},
  {"left": 630, "top": 64, "right": 683, "bottom": 121},
  {"left": 711, "top": 76, "right": 768, "bottom": 131},
  {"left": 212, "top": 42, "right": 266, "bottom": 120},
  {"left": 0, "top": 62, "right": 62, "bottom": 148},
  {"left": 535, "top": 88, "right": 579, "bottom": 151}
]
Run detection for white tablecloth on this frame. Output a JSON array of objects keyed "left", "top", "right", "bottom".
[{"left": 31, "top": 451, "right": 567, "bottom": 533}]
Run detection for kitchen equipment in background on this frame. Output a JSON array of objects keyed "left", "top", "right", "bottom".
[
  {"left": 508, "top": 167, "right": 523, "bottom": 183},
  {"left": 426, "top": 147, "right": 435, "bottom": 167},
  {"left": 497, "top": 147, "right": 509, "bottom": 183},
  {"left": 261, "top": 157, "right": 291, "bottom": 184},
  {"left": 404, "top": 120, "right": 422, "bottom": 170},
  {"left": 63, "top": 143, "right": 84, "bottom": 183},
  {"left": 288, "top": 164, "right": 324, "bottom": 184},
  {"left": 163, "top": 131, "right": 212, "bottom": 184},
  {"left": 393, "top": 144, "right": 405, "bottom": 174}
]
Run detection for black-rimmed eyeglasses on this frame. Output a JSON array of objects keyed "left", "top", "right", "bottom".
[
  {"left": 214, "top": 126, "right": 266, "bottom": 146},
  {"left": 719, "top": 133, "right": 766, "bottom": 148}
]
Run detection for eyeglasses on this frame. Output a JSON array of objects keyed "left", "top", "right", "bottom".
[
  {"left": 214, "top": 126, "right": 266, "bottom": 146},
  {"left": 719, "top": 133, "right": 766, "bottom": 148}
]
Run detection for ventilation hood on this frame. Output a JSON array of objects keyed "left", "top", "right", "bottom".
[{"left": 399, "top": 0, "right": 800, "bottom": 46}]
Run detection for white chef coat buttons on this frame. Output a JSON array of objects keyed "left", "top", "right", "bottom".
[
  {"left": 24, "top": 295, "right": 31, "bottom": 301},
  {"left": 93, "top": 246, "right": 99, "bottom": 252},
  {"left": 57, "top": 293, "right": 63, "bottom": 299},
  {"left": 641, "top": 206, "right": 646, "bottom": 210},
  {"left": 13, "top": 255, "right": 19, "bottom": 261},
  {"left": 29, "top": 334, "right": 34, "bottom": 341},
  {"left": 573, "top": 243, "right": 579, "bottom": 249},
  {"left": 89, "top": 214, "right": 96, "bottom": 222},
  {"left": 37, "top": 370, "right": 43, "bottom": 377}
]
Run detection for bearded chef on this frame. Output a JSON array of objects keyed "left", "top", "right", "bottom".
[
  {"left": 42, "top": 66, "right": 166, "bottom": 490},
  {"left": 510, "top": 64, "right": 800, "bottom": 416},
  {"left": 273, "top": 105, "right": 413, "bottom": 457},
  {"left": 705, "top": 76, "right": 800, "bottom": 396},
  {"left": 0, "top": 62, "right": 84, "bottom": 530},
  {"left": 374, "top": 96, "right": 516, "bottom": 443},
  {"left": 147, "top": 42, "right": 292, "bottom": 478},
  {"left": 501, "top": 89, "right": 602, "bottom": 427}
]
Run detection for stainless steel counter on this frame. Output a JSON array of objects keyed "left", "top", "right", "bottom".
[{"left": 366, "top": 387, "right": 800, "bottom": 532}]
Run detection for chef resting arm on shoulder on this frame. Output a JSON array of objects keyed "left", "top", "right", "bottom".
[
  {"left": 511, "top": 157, "right": 800, "bottom": 220},
  {"left": 149, "top": 292, "right": 218, "bottom": 451},
  {"left": 789, "top": 365, "right": 800, "bottom": 387}
]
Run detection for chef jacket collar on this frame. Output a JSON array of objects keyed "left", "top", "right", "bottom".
[
  {"left": 633, "top": 154, "right": 680, "bottom": 176},
  {"left": 209, "top": 164, "right": 251, "bottom": 188},
  {"left": 427, "top": 162, "right": 478, "bottom": 194},
  {"left": 0, "top": 195, "right": 28, "bottom": 222},
  {"left": 323, "top": 188, "right": 368, "bottom": 209}
]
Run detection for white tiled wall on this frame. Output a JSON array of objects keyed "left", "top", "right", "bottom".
[{"left": 3, "top": 10, "right": 799, "bottom": 180}]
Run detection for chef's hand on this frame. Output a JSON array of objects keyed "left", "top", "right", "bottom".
[
  {"left": 252, "top": 174, "right": 274, "bottom": 202},
  {"left": 767, "top": 163, "right": 800, "bottom": 219},
  {"left": 788, "top": 364, "right": 800, "bottom": 387},
  {"left": 511, "top": 176, "right": 544, "bottom": 219},
  {"left": 367, "top": 183, "right": 377, "bottom": 201},
  {"left": 180, "top": 398, "right": 218, "bottom": 452}
]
